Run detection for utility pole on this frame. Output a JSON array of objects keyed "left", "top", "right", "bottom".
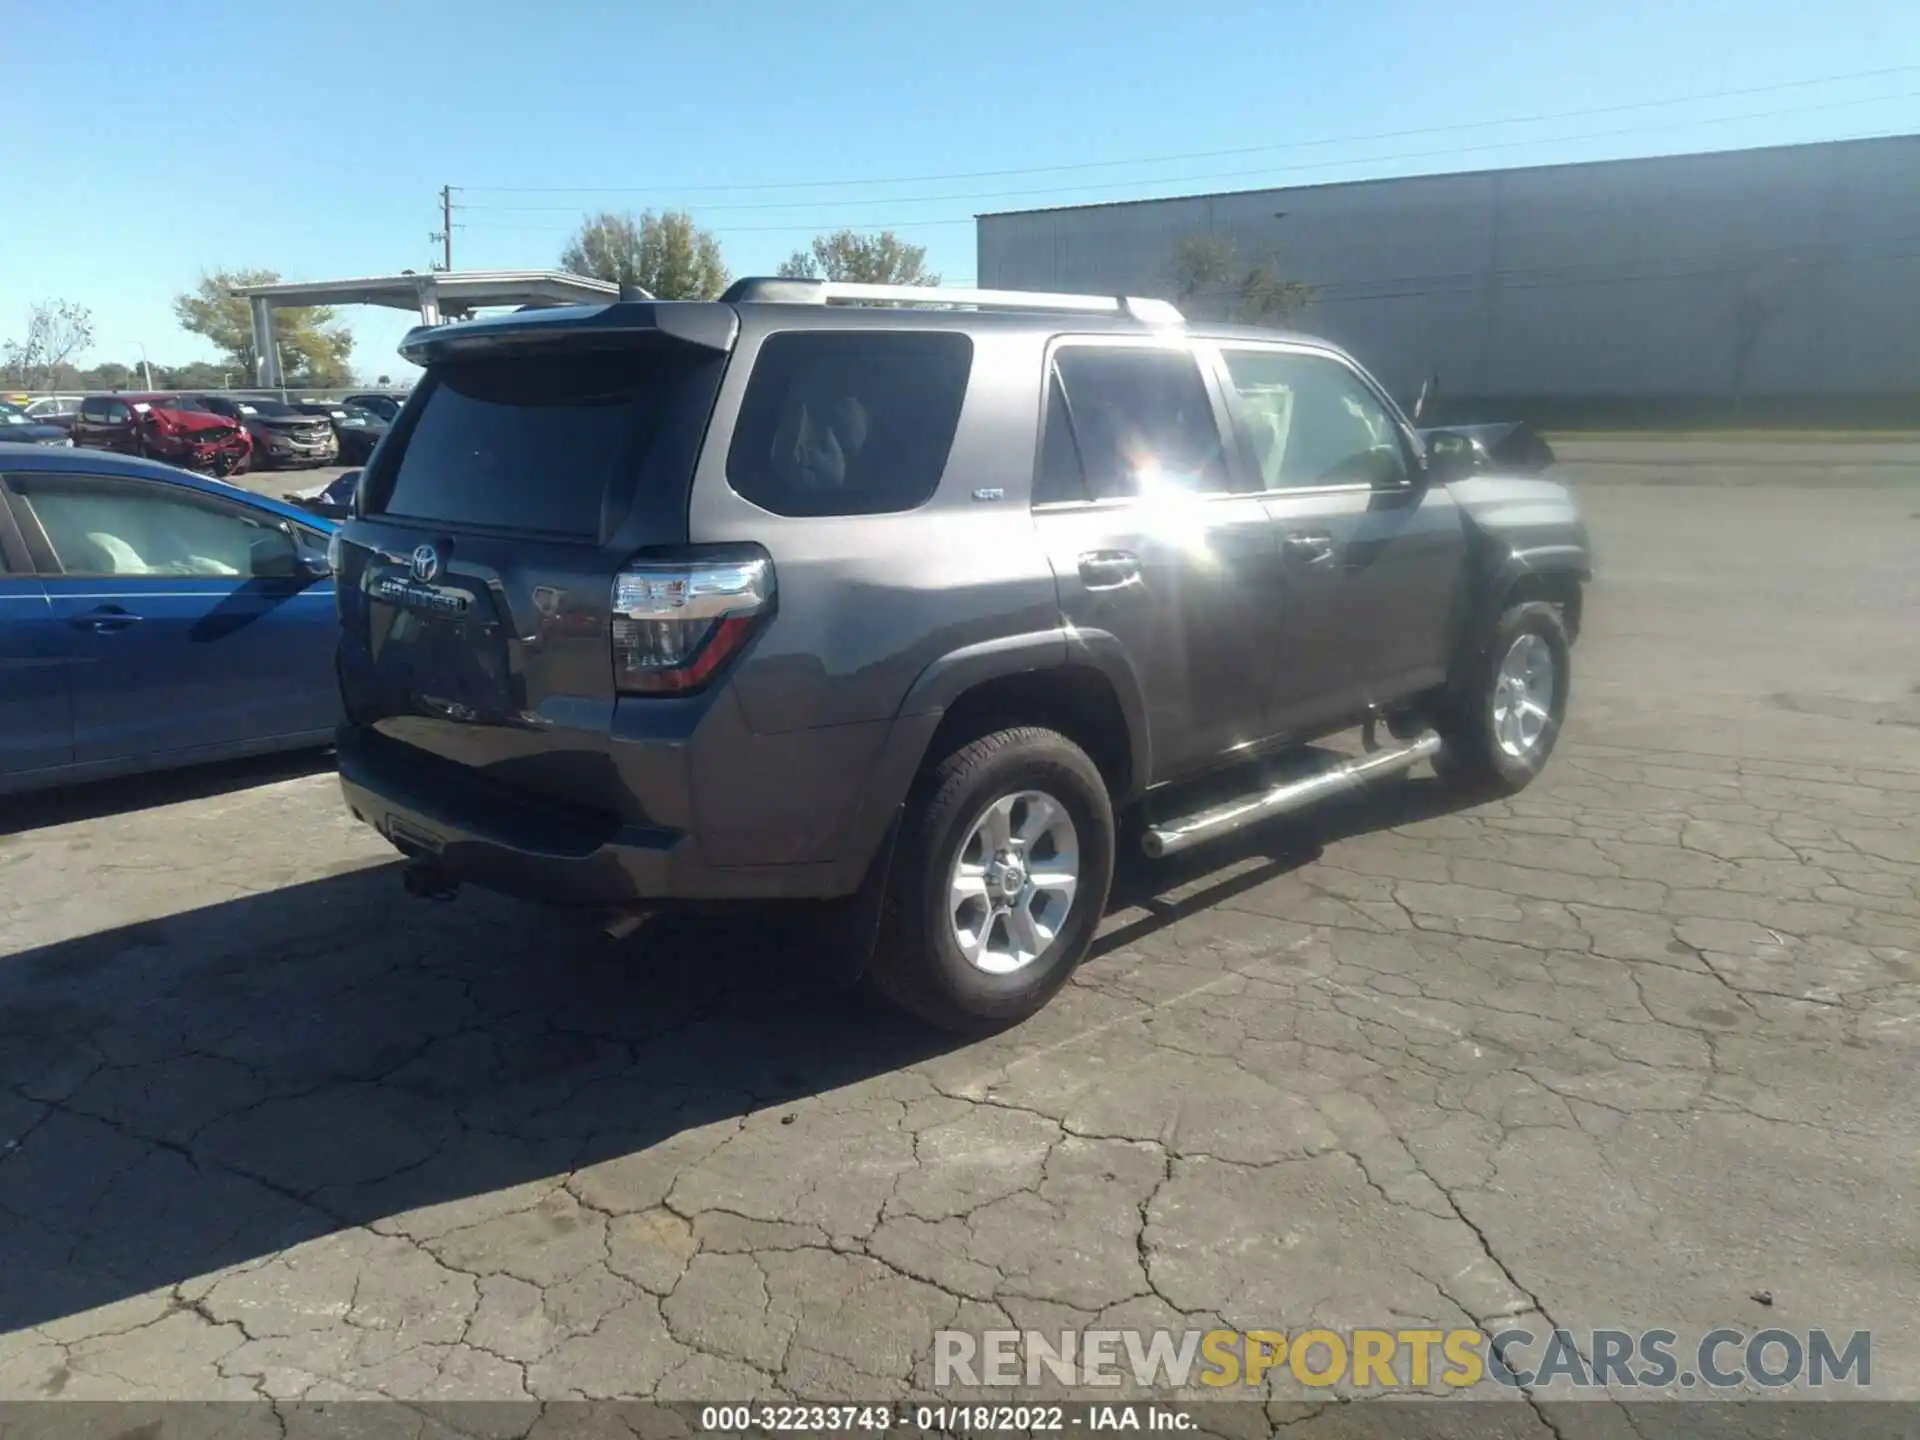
[{"left": 440, "top": 185, "right": 454, "bottom": 272}]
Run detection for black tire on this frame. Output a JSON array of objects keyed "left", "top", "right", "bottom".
[
  {"left": 870, "top": 727, "right": 1114, "bottom": 1034},
  {"left": 1432, "top": 600, "right": 1571, "bottom": 795}
]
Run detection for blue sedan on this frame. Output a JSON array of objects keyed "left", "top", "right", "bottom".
[{"left": 0, "top": 443, "right": 342, "bottom": 795}]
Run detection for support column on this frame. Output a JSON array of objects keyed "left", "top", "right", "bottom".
[{"left": 250, "top": 297, "right": 282, "bottom": 387}]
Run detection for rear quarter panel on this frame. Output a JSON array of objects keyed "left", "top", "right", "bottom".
[{"left": 686, "top": 320, "right": 1061, "bottom": 737}]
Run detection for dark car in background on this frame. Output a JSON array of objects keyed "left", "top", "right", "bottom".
[
  {"left": 178, "top": 394, "right": 338, "bottom": 469},
  {"left": 1417, "top": 421, "right": 1557, "bottom": 475},
  {"left": 69, "top": 394, "right": 252, "bottom": 476},
  {"left": 287, "top": 467, "right": 360, "bottom": 521},
  {"left": 291, "top": 400, "right": 388, "bottom": 464},
  {"left": 0, "top": 443, "right": 341, "bottom": 795},
  {"left": 342, "top": 392, "right": 406, "bottom": 423},
  {"left": 0, "top": 402, "right": 75, "bottom": 448}
]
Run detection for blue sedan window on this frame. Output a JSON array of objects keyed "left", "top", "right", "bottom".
[{"left": 14, "top": 475, "right": 288, "bottom": 578}]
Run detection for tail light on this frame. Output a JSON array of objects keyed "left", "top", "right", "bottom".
[{"left": 611, "top": 546, "right": 774, "bottom": 695}]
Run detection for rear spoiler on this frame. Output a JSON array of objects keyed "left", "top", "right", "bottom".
[{"left": 400, "top": 301, "right": 738, "bottom": 365}]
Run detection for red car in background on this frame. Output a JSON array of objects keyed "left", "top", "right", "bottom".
[{"left": 69, "top": 393, "right": 252, "bottom": 477}]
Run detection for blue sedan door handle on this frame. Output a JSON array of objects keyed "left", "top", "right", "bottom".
[{"left": 70, "top": 605, "right": 144, "bottom": 633}]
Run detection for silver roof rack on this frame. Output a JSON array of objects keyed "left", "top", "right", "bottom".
[{"left": 719, "top": 277, "right": 1183, "bottom": 325}]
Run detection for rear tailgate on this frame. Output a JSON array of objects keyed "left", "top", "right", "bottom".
[{"left": 334, "top": 306, "right": 737, "bottom": 822}]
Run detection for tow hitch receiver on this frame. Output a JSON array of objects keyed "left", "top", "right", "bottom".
[{"left": 401, "top": 859, "right": 459, "bottom": 901}]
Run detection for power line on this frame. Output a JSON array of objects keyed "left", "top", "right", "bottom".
[
  {"left": 457, "top": 216, "right": 976, "bottom": 235},
  {"left": 454, "top": 65, "right": 1920, "bottom": 197},
  {"left": 451, "top": 112, "right": 1920, "bottom": 238},
  {"left": 453, "top": 92, "right": 1920, "bottom": 215}
]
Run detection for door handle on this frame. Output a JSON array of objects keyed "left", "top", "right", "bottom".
[
  {"left": 1077, "top": 550, "right": 1140, "bottom": 589},
  {"left": 70, "top": 605, "right": 144, "bottom": 633},
  {"left": 1283, "top": 531, "right": 1335, "bottom": 563}
]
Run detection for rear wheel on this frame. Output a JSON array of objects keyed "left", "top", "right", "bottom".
[
  {"left": 870, "top": 727, "right": 1113, "bottom": 1033},
  {"left": 1433, "top": 600, "right": 1570, "bottom": 795}
]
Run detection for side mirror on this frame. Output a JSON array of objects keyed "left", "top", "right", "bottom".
[
  {"left": 1423, "top": 432, "right": 1481, "bottom": 483},
  {"left": 253, "top": 523, "right": 329, "bottom": 581}
]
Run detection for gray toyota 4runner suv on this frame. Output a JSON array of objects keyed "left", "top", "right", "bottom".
[{"left": 332, "top": 278, "right": 1590, "bottom": 1032}]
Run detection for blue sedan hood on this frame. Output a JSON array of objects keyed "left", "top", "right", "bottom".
[{"left": 0, "top": 420, "right": 70, "bottom": 444}]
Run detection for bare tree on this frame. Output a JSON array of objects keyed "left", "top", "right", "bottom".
[
  {"left": 1729, "top": 253, "right": 1812, "bottom": 416},
  {"left": 1170, "top": 234, "right": 1314, "bottom": 326},
  {"left": 778, "top": 230, "right": 940, "bottom": 286},
  {"left": 3, "top": 300, "right": 95, "bottom": 388}
]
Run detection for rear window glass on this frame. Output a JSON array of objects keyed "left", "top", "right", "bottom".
[
  {"left": 380, "top": 349, "right": 701, "bottom": 536},
  {"left": 726, "top": 331, "right": 972, "bottom": 517}
]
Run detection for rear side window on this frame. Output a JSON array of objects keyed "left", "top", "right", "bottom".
[
  {"left": 14, "top": 475, "right": 284, "bottom": 578},
  {"left": 726, "top": 331, "right": 972, "bottom": 517},
  {"left": 379, "top": 348, "right": 707, "bottom": 537},
  {"left": 1044, "top": 345, "right": 1231, "bottom": 501}
]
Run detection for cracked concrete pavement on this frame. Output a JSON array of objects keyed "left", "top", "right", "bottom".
[{"left": 1, "top": 478, "right": 1916, "bottom": 1425}]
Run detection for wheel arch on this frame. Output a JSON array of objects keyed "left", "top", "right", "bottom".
[
  {"left": 898, "top": 628, "right": 1148, "bottom": 802},
  {"left": 832, "top": 629, "right": 1149, "bottom": 875},
  {"left": 1446, "top": 548, "right": 1587, "bottom": 704}
]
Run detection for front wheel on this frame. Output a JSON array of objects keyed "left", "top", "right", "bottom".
[
  {"left": 870, "top": 727, "right": 1114, "bottom": 1034},
  {"left": 1433, "top": 600, "right": 1571, "bottom": 795}
]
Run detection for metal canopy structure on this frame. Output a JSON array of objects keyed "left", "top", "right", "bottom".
[{"left": 229, "top": 269, "right": 621, "bottom": 386}]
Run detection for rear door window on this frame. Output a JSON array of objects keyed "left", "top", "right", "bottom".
[
  {"left": 378, "top": 347, "right": 711, "bottom": 537},
  {"left": 1044, "top": 344, "right": 1232, "bottom": 501},
  {"left": 726, "top": 331, "right": 972, "bottom": 517}
]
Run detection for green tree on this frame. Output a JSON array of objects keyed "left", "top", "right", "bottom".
[
  {"left": 172, "top": 270, "right": 355, "bottom": 386},
  {"left": 777, "top": 229, "right": 941, "bottom": 286},
  {"left": 1170, "top": 234, "right": 1314, "bottom": 326},
  {"left": 3, "top": 300, "right": 95, "bottom": 388},
  {"left": 559, "top": 210, "right": 730, "bottom": 299}
]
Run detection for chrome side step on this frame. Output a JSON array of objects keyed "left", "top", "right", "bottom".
[{"left": 1141, "top": 732, "right": 1443, "bottom": 859}]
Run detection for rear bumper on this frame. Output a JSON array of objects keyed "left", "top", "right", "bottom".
[{"left": 335, "top": 718, "right": 927, "bottom": 906}]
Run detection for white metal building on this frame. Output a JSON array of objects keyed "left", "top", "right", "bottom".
[{"left": 976, "top": 135, "right": 1920, "bottom": 410}]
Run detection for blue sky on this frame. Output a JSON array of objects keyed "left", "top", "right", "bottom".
[{"left": 4, "top": 0, "right": 1917, "bottom": 383}]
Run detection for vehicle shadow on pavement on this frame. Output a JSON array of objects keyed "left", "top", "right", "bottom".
[
  {"left": 0, "top": 750, "right": 337, "bottom": 837},
  {"left": 0, "top": 772, "right": 1476, "bottom": 1338},
  {"left": 1098, "top": 770, "right": 1474, "bottom": 957}
]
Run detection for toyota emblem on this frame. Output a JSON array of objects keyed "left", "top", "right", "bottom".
[{"left": 409, "top": 544, "right": 441, "bottom": 583}]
